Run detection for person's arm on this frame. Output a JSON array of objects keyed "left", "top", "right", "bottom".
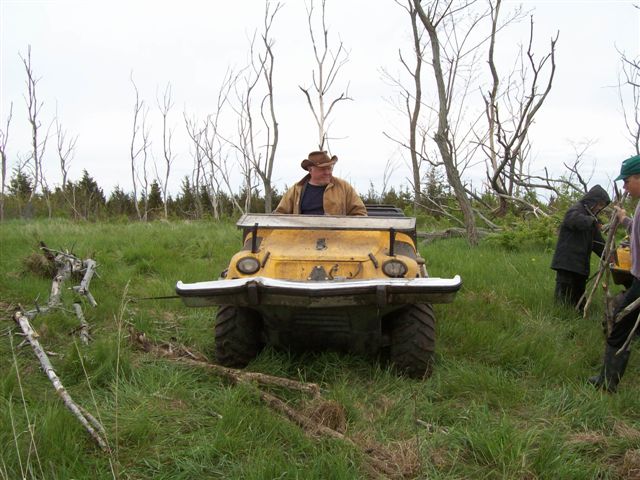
[
  {"left": 616, "top": 206, "right": 632, "bottom": 233},
  {"left": 274, "top": 187, "right": 295, "bottom": 214},
  {"left": 345, "top": 184, "right": 367, "bottom": 216},
  {"left": 563, "top": 206, "right": 598, "bottom": 230},
  {"left": 592, "top": 228, "right": 606, "bottom": 258}
]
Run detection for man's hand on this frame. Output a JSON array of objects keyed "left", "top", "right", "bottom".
[{"left": 615, "top": 205, "right": 628, "bottom": 223}]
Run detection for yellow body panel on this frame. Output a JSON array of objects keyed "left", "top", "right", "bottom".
[{"left": 226, "top": 228, "right": 420, "bottom": 280}]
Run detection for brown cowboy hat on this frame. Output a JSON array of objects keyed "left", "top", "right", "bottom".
[{"left": 300, "top": 151, "right": 338, "bottom": 171}]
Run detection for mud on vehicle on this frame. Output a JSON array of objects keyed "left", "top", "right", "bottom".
[{"left": 177, "top": 206, "right": 462, "bottom": 378}]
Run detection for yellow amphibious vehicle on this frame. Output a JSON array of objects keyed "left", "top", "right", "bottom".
[{"left": 177, "top": 207, "right": 462, "bottom": 378}]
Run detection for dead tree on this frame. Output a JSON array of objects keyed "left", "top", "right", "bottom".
[
  {"left": 54, "top": 114, "right": 80, "bottom": 218},
  {"left": 0, "top": 102, "right": 12, "bottom": 221},
  {"left": 129, "top": 74, "right": 151, "bottom": 221},
  {"left": 184, "top": 70, "right": 244, "bottom": 217},
  {"left": 20, "top": 46, "right": 50, "bottom": 213},
  {"left": 413, "top": 0, "right": 490, "bottom": 246},
  {"left": 618, "top": 49, "right": 640, "bottom": 155},
  {"left": 299, "top": 0, "right": 352, "bottom": 150},
  {"left": 482, "top": 2, "right": 558, "bottom": 214},
  {"left": 254, "top": 1, "right": 282, "bottom": 213},
  {"left": 224, "top": 2, "right": 282, "bottom": 214},
  {"left": 382, "top": 1, "right": 427, "bottom": 210},
  {"left": 156, "top": 82, "right": 175, "bottom": 220}
]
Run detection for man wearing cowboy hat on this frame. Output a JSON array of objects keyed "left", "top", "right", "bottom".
[{"left": 274, "top": 150, "right": 367, "bottom": 216}]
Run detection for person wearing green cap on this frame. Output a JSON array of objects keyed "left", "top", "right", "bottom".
[{"left": 588, "top": 154, "right": 640, "bottom": 392}]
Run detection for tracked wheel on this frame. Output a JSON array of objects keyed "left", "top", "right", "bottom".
[
  {"left": 214, "top": 305, "right": 263, "bottom": 367},
  {"left": 388, "top": 303, "right": 436, "bottom": 379}
]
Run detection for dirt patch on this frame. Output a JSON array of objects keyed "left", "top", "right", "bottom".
[
  {"left": 354, "top": 435, "right": 421, "bottom": 479},
  {"left": 304, "top": 399, "right": 347, "bottom": 433},
  {"left": 22, "top": 252, "right": 56, "bottom": 278},
  {"left": 614, "top": 422, "right": 640, "bottom": 441},
  {"left": 566, "top": 431, "right": 607, "bottom": 445},
  {"left": 619, "top": 449, "right": 640, "bottom": 480}
]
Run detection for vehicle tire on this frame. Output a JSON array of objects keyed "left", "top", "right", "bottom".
[
  {"left": 387, "top": 303, "right": 436, "bottom": 379},
  {"left": 214, "top": 305, "right": 263, "bottom": 368}
]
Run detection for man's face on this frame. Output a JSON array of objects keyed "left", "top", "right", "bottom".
[
  {"left": 623, "top": 174, "right": 640, "bottom": 198},
  {"left": 308, "top": 164, "right": 333, "bottom": 186}
]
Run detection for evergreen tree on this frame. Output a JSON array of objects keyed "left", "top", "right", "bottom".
[
  {"left": 148, "top": 180, "right": 164, "bottom": 217},
  {"left": 8, "top": 168, "right": 33, "bottom": 199},
  {"left": 107, "top": 185, "right": 136, "bottom": 217},
  {"left": 177, "top": 176, "right": 196, "bottom": 217},
  {"left": 75, "top": 169, "right": 106, "bottom": 219}
]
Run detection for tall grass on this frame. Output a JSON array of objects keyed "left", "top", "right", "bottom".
[{"left": 1, "top": 219, "right": 638, "bottom": 479}]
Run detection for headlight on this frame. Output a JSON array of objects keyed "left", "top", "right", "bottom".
[
  {"left": 382, "top": 259, "right": 408, "bottom": 278},
  {"left": 236, "top": 256, "right": 260, "bottom": 274}
]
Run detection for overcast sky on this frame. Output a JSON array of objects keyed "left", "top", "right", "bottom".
[{"left": 1, "top": 0, "right": 639, "bottom": 199}]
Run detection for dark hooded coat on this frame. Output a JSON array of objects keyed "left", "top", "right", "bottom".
[{"left": 551, "top": 185, "right": 611, "bottom": 276}]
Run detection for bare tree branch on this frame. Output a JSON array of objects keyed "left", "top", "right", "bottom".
[{"left": 300, "top": 0, "right": 353, "bottom": 149}]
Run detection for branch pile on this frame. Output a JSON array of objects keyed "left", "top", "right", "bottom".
[{"left": 11, "top": 242, "right": 108, "bottom": 450}]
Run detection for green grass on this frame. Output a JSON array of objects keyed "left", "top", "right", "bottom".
[{"left": 1, "top": 219, "right": 639, "bottom": 479}]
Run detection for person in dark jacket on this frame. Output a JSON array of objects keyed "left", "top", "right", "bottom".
[{"left": 551, "top": 184, "right": 611, "bottom": 311}]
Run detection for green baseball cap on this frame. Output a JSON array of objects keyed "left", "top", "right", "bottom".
[{"left": 615, "top": 154, "right": 640, "bottom": 181}]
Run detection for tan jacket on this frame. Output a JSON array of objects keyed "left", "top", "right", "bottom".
[{"left": 274, "top": 175, "right": 367, "bottom": 216}]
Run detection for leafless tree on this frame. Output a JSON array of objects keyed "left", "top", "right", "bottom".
[
  {"left": 54, "top": 114, "right": 80, "bottom": 218},
  {"left": 299, "top": 0, "right": 352, "bottom": 150},
  {"left": 223, "top": 2, "right": 282, "bottom": 213},
  {"left": 185, "top": 69, "right": 244, "bottom": 217},
  {"left": 382, "top": 1, "right": 427, "bottom": 209},
  {"left": 184, "top": 115, "right": 205, "bottom": 218},
  {"left": 254, "top": 1, "right": 282, "bottom": 212},
  {"left": 129, "top": 74, "right": 151, "bottom": 221},
  {"left": 0, "top": 102, "right": 12, "bottom": 221},
  {"left": 482, "top": 1, "right": 557, "bottom": 214},
  {"left": 618, "top": 49, "right": 640, "bottom": 155},
  {"left": 20, "top": 46, "right": 50, "bottom": 209},
  {"left": 413, "top": 0, "right": 494, "bottom": 246},
  {"left": 156, "top": 82, "right": 175, "bottom": 220},
  {"left": 54, "top": 115, "right": 77, "bottom": 190}
]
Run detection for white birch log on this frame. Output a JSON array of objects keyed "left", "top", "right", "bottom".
[
  {"left": 12, "top": 310, "right": 109, "bottom": 451},
  {"left": 48, "top": 259, "right": 72, "bottom": 309},
  {"left": 73, "top": 303, "right": 91, "bottom": 345},
  {"left": 73, "top": 259, "right": 98, "bottom": 307},
  {"left": 38, "top": 244, "right": 97, "bottom": 341}
]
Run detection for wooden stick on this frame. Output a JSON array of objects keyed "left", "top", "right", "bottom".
[
  {"left": 73, "top": 303, "right": 91, "bottom": 345},
  {"left": 12, "top": 310, "right": 109, "bottom": 451},
  {"left": 614, "top": 297, "right": 640, "bottom": 355},
  {"left": 131, "top": 330, "right": 321, "bottom": 397},
  {"left": 582, "top": 198, "right": 626, "bottom": 316},
  {"left": 73, "top": 259, "right": 98, "bottom": 307},
  {"left": 617, "top": 310, "right": 640, "bottom": 355}
]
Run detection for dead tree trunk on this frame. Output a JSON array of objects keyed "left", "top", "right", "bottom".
[
  {"left": 0, "top": 102, "right": 12, "bottom": 222},
  {"left": 21, "top": 46, "right": 50, "bottom": 216},
  {"left": 414, "top": 0, "right": 479, "bottom": 246}
]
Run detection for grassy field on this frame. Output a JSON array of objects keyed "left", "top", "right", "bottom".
[{"left": 1, "top": 218, "right": 639, "bottom": 479}]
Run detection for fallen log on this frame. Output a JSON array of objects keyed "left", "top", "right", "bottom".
[
  {"left": 12, "top": 309, "right": 109, "bottom": 451},
  {"left": 417, "top": 227, "right": 491, "bottom": 243},
  {"left": 131, "top": 329, "right": 321, "bottom": 397}
]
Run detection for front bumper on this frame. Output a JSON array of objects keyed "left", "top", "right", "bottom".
[{"left": 176, "top": 275, "right": 462, "bottom": 308}]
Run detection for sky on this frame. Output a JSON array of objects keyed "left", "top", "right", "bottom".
[{"left": 1, "top": 0, "right": 639, "bottom": 200}]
